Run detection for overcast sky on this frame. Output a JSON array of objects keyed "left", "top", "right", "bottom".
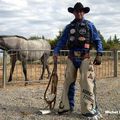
[{"left": 0, "top": 0, "right": 120, "bottom": 40}]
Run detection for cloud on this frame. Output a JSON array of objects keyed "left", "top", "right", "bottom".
[
  {"left": 1, "top": 0, "right": 28, "bottom": 9},
  {"left": 0, "top": 0, "right": 120, "bottom": 40}
]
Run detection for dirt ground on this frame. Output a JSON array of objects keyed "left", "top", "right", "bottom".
[
  {"left": 0, "top": 77, "right": 119, "bottom": 120},
  {"left": 0, "top": 58, "right": 119, "bottom": 120}
]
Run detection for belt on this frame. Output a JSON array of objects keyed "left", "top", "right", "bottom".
[
  {"left": 68, "top": 51, "right": 90, "bottom": 60},
  {"left": 74, "top": 51, "right": 81, "bottom": 57}
]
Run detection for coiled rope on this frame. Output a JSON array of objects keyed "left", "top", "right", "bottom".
[{"left": 44, "top": 61, "right": 58, "bottom": 110}]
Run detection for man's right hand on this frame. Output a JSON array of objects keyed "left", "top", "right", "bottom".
[
  {"left": 53, "top": 55, "right": 58, "bottom": 64},
  {"left": 53, "top": 55, "right": 58, "bottom": 72}
]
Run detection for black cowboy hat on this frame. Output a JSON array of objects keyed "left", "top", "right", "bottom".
[{"left": 68, "top": 2, "right": 90, "bottom": 13}]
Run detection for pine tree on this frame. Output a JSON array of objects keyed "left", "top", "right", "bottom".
[{"left": 113, "top": 34, "right": 119, "bottom": 44}]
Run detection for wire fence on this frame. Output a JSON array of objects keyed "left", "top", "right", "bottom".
[{"left": 0, "top": 49, "right": 119, "bottom": 88}]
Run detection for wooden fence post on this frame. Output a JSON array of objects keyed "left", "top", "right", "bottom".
[
  {"left": 114, "top": 50, "right": 118, "bottom": 77},
  {"left": 2, "top": 51, "right": 7, "bottom": 88}
]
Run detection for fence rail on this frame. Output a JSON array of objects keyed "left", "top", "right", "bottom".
[{"left": 0, "top": 49, "right": 119, "bottom": 88}]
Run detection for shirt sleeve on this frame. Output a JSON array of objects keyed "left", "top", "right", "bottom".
[
  {"left": 89, "top": 22, "right": 103, "bottom": 53},
  {"left": 53, "top": 25, "right": 69, "bottom": 55}
]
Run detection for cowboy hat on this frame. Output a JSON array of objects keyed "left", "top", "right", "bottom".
[{"left": 68, "top": 2, "right": 90, "bottom": 13}]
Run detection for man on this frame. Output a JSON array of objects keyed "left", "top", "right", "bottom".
[{"left": 53, "top": 2, "right": 103, "bottom": 120}]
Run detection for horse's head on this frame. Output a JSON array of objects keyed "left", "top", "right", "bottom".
[{"left": 0, "top": 35, "right": 24, "bottom": 51}]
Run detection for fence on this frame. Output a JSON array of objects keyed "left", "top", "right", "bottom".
[
  {"left": 0, "top": 49, "right": 119, "bottom": 88},
  {"left": 117, "top": 50, "right": 120, "bottom": 76}
]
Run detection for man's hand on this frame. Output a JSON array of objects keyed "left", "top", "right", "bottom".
[
  {"left": 53, "top": 55, "right": 58, "bottom": 73},
  {"left": 93, "top": 55, "right": 102, "bottom": 65},
  {"left": 53, "top": 55, "right": 58, "bottom": 64}
]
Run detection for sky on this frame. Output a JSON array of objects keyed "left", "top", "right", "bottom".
[{"left": 0, "top": 0, "right": 120, "bottom": 40}]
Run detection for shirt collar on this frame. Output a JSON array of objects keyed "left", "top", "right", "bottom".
[{"left": 74, "top": 17, "right": 84, "bottom": 23}]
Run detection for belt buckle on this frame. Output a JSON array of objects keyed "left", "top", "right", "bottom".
[{"left": 74, "top": 51, "right": 81, "bottom": 58}]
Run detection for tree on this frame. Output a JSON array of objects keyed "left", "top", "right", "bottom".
[
  {"left": 98, "top": 31, "right": 107, "bottom": 50},
  {"left": 106, "top": 35, "right": 120, "bottom": 50},
  {"left": 49, "top": 30, "right": 63, "bottom": 49},
  {"left": 113, "top": 34, "right": 119, "bottom": 44}
]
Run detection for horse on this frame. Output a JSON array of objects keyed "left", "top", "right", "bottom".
[{"left": 0, "top": 35, "right": 51, "bottom": 83}]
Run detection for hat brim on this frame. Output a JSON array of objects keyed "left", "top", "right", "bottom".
[{"left": 68, "top": 7, "right": 90, "bottom": 13}]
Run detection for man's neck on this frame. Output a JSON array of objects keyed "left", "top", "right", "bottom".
[
  {"left": 75, "top": 17, "right": 84, "bottom": 22},
  {"left": 71, "top": 18, "right": 85, "bottom": 24}
]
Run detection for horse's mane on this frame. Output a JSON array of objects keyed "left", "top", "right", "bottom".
[{"left": 0, "top": 35, "right": 28, "bottom": 40}]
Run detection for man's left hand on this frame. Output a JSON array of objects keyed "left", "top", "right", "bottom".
[{"left": 93, "top": 55, "right": 102, "bottom": 65}]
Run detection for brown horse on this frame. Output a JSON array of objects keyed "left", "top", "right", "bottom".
[{"left": 0, "top": 35, "right": 51, "bottom": 83}]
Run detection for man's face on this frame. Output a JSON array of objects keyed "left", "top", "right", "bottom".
[{"left": 73, "top": 10, "right": 85, "bottom": 20}]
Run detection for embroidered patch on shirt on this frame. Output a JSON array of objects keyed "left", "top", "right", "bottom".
[
  {"left": 70, "top": 29, "right": 76, "bottom": 34},
  {"left": 70, "top": 36, "right": 75, "bottom": 41},
  {"left": 84, "top": 43, "right": 90, "bottom": 48},
  {"left": 78, "top": 37, "right": 86, "bottom": 41}
]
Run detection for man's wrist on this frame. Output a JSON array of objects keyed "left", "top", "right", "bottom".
[{"left": 97, "top": 52, "right": 103, "bottom": 56}]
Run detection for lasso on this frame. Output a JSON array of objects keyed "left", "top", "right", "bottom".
[{"left": 44, "top": 61, "right": 58, "bottom": 110}]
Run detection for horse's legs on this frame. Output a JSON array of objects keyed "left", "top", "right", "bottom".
[
  {"left": 8, "top": 56, "right": 17, "bottom": 82},
  {"left": 46, "top": 64, "right": 50, "bottom": 79},
  {"left": 39, "top": 54, "right": 50, "bottom": 80},
  {"left": 45, "top": 54, "right": 50, "bottom": 78},
  {"left": 39, "top": 56, "right": 45, "bottom": 80},
  {"left": 21, "top": 60, "right": 28, "bottom": 82}
]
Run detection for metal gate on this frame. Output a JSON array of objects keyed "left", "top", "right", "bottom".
[{"left": 0, "top": 49, "right": 119, "bottom": 88}]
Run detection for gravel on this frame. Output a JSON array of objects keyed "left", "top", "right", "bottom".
[{"left": 0, "top": 78, "right": 119, "bottom": 120}]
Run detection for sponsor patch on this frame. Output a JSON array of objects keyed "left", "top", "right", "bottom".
[
  {"left": 88, "top": 66, "right": 94, "bottom": 72},
  {"left": 84, "top": 43, "right": 90, "bottom": 48},
  {"left": 83, "top": 94, "right": 94, "bottom": 102},
  {"left": 79, "top": 28, "right": 86, "bottom": 34},
  {"left": 59, "top": 101, "right": 64, "bottom": 109},
  {"left": 70, "top": 29, "right": 76, "bottom": 34},
  {"left": 78, "top": 37, "right": 86, "bottom": 41},
  {"left": 83, "top": 89, "right": 93, "bottom": 96},
  {"left": 70, "top": 36, "right": 75, "bottom": 41},
  {"left": 88, "top": 73, "right": 94, "bottom": 79}
]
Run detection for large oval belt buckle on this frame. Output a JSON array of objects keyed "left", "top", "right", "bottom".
[{"left": 74, "top": 51, "right": 81, "bottom": 58}]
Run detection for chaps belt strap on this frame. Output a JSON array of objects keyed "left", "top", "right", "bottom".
[{"left": 68, "top": 51, "right": 90, "bottom": 59}]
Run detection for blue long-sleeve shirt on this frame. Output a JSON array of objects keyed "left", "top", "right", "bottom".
[{"left": 54, "top": 19, "right": 103, "bottom": 55}]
